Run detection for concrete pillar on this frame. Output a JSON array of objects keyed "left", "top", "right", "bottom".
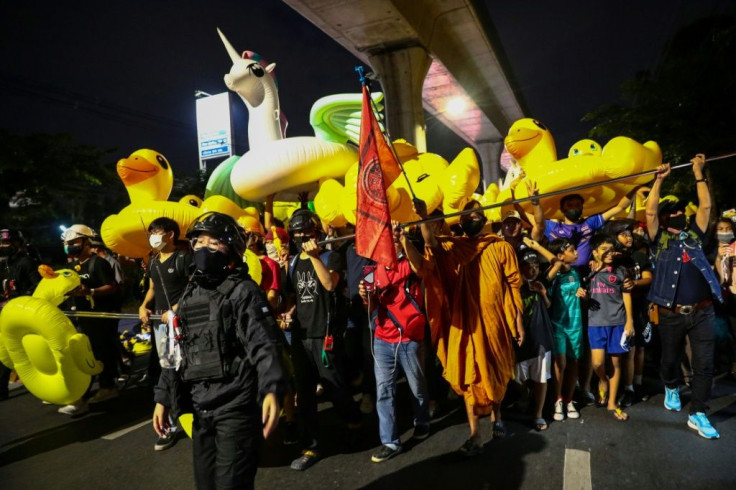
[
  {"left": 368, "top": 46, "right": 432, "bottom": 152},
  {"left": 475, "top": 139, "right": 504, "bottom": 190}
]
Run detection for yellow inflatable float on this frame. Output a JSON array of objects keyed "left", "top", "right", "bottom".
[
  {"left": 497, "top": 120, "right": 662, "bottom": 221},
  {"left": 315, "top": 141, "right": 483, "bottom": 226},
  {"left": 101, "top": 149, "right": 259, "bottom": 259},
  {"left": 0, "top": 265, "right": 102, "bottom": 405}
]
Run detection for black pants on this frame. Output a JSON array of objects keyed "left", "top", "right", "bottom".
[
  {"left": 291, "top": 337, "right": 361, "bottom": 448},
  {"left": 192, "top": 408, "right": 260, "bottom": 490},
  {"left": 79, "top": 318, "right": 119, "bottom": 389},
  {"left": 659, "top": 305, "right": 715, "bottom": 414}
]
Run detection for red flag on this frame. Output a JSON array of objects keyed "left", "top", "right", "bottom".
[{"left": 356, "top": 85, "right": 399, "bottom": 268}]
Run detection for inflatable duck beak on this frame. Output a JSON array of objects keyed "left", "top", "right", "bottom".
[
  {"left": 117, "top": 155, "right": 159, "bottom": 187},
  {"left": 38, "top": 264, "right": 57, "bottom": 279},
  {"left": 218, "top": 28, "right": 241, "bottom": 64},
  {"left": 504, "top": 128, "right": 542, "bottom": 159}
]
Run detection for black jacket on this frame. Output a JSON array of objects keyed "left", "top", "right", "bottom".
[
  {"left": 1, "top": 253, "right": 40, "bottom": 300},
  {"left": 154, "top": 270, "right": 287, "bottom": 415}
]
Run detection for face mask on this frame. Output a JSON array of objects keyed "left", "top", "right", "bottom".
[
  {"left": 193, "top": 248, "right": 232, "bottom": 281},
  {"left": 666, "top": 214, "right": 687, "bottom": 231},
  {"left": 149, "top": 234, "right": 166, "bottom": 251},
  {"left": 461, "top": 219, "right": 485, "bottom": 237},
  {"left": 0, "top": 246, "right": 16, "bottom": 257},
  {"left": 563, "top": 208, "right": 583, "bottom": 222},
  {"left": 265, "top": 243, "right": 279, "bottom": 261},
  {"left": 65, "top": 244, "right": 83, "bottom": 256},
  {"left": 717, "top": 232, "right": 734, "bottom": 243}
]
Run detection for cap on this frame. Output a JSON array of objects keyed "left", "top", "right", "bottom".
[
  {"left": 265, "top": 226, "right": 290, "bottom": 244},
  {"left": 657, "top": 198, "right": 686, "bottom": 217},
  {"left": 89, "top": 234, "right": 105, "bottom": 247},
  {"left": 518, "top": 248, "right": 540, "bottom": 264},
  {"left": 502, "top": 210, "right": 521, "bottom": 222},
  {"left": 61, "top": 224, "right": 96, "bottom": 242},
  {"left": 604, "top": 219, "right": 635, "bottom": 236}
]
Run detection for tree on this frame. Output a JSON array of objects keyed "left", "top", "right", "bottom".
[
  {"left": 0, "top": 130, "right": 126, "bottom": 246},
  {"left": 583, "top": 15, "right": 736, "bottom": 208}
]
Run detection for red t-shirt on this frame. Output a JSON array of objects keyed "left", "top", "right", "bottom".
[
  {"left": 259, "top": 256, "right": 282, "bottom": 294},
  {"left": 372, "top": 259, "right": 425, "bottom": 343}
]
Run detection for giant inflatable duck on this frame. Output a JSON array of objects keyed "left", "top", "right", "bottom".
[
  {"left": 495, "top": 120, "right": 662, "bottom": 221},
  {"left": 101, "top": 149, "right": 260, "bottom": 258}
]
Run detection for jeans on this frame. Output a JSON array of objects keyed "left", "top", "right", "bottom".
[
  {"left": 659, "top": 305, "right": 715, "bottom": 414},
  {"left": 373, "top": 338, "right": 430, "bottom": 448}
]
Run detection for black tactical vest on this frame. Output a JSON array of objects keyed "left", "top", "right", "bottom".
[{"left": 179, "top": 278, "right": 243, "bottom": 382}]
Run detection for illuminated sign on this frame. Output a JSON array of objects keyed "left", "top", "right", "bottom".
[{"left": 196, "top": 92, "right": 232, "bottom": 163}]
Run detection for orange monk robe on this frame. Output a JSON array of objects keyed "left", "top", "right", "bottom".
[{"left": 422, "top": 234, "right": 523, "bottom": 416}]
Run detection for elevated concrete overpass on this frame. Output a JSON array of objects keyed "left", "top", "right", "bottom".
[{"left": 284, "top": 0, "right": 526, "bottom": 186}]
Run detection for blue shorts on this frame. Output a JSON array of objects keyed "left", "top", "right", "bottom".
[{"left": 588, "top": 325, "right": 629, "bottom": 355}]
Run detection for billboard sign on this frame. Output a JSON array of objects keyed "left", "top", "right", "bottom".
[{"left": 196, "top": 92, "right": 232, "bottom": 167}]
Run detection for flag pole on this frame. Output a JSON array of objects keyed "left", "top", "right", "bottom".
[
  {"left": 316, "top": 151, "right": 735, "bottom": 246},
  {"left": 356, "top": 65, "right": 420, "bottom": 203}
]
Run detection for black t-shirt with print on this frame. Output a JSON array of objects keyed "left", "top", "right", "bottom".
[
  {"left": 149, "top": 250, "right": 193, "bottom": 312},
  {"left": 71, "top": 255, "right": 117, "bottom": 312},
  {"left": 286, "top": 252, "right": 345, "bottom": 338}
]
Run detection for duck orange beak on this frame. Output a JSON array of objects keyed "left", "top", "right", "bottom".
[
  {"left": 38, "top": 264, "right": 57, "bottom": 279},
  {"left": 117, "top": 156, "right": 159, "bottom": 186}
]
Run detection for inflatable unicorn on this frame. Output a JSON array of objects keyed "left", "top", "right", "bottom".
[{"left": 207, "top": 29, "right": 383, "bottom": 203}]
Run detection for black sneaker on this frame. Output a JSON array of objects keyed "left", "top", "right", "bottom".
[
  {"left": 283, "top": 421, "right": 299, "bottom": 446},
  {"left": 154, "top": 431, "right": 178, "bottom": 451},
  {"left": 620, "top": 390, "right": 634, "bottom": 408},
  {"left": 635, "top": 385, "right": 650, "bottom": 402},
  {"left": 371, "top": 445, "right": 402, "bottom": 463},
  {"left": 412, "top": 424, "right": 430, "bottom": 440},
  {"left": 291, "top": 449, "right": 320, "bottom": 471}
]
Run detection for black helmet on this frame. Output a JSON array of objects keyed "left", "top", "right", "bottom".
[
  {"left": 186, "top": 212, "right": 246, "bottom": 258},
  {"left": 0, "top": 229, "right": 24, "bottom": 243},
  {"left": 603, "top": 219, "right": 635, "bottom": 236},
  {"left": 288, "top": 209, "right": 319, "bottom": 234}
]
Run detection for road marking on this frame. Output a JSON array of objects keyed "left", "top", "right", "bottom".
[
  {"left": 102, "top": 420, "right": 150, "bottom": 440},
  {"left": 563, "top": 448, "right": 592, "bottom": 490}
]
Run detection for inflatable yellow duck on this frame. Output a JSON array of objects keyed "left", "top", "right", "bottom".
[
  {"left": 0, "top": 265, "right": 102, "bottom": 405},
  {"left": 496, "top": 124, "right": 662, "bottom": 221},
  {"left": 101, "top": 149, "right": 258, "bottom": 259}
]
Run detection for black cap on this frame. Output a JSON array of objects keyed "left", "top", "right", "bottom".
[
  {"left": 518, "top": 248, "right": 540, "bottom": 265},
  {"left": 186, "top": 212, "right": 246, "bottom": 258},
  {"left": 603, "top": 219, "right": 635, "bottom": 236},
  {"left": 0, "top": 229, "right": 23, "bottom": 242},
  {"left": 657, "top": 199, "right": 686, "bottom": 217},
  {"left": 288, "top": 209, "right": 319, "bottom": 234}
]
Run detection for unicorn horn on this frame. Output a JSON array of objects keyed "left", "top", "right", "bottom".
[{"left": 217, "top": 28, "right": 241, "bottom": 64}]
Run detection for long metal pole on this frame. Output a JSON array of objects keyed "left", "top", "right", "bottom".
[{"left": 317, "top": 151, "right": 736, "bottom": 246}]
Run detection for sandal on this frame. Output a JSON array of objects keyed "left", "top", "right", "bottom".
[
  {"left": 534, "top": 418, "right": 548, "bottom": 431},
  {"left": 492, "top": 421, "right": 506, "bottom": 439},
  {"left": 596, "top": 390, "right": 608, "bottom": 408},
  {"left": 609, "top": 407, "right": 629, "bottom": 421},
  {"left": 458, "top": 438, "right": 483, "bottom": 458}
]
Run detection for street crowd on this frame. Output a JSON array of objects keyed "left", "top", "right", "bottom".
[{"left": 2, "top": 155, "right": 735, "bottom": 489}]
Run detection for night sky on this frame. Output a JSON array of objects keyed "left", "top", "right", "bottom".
[{"left": 0, "top": 0, "right": 733, "bottom": 180}]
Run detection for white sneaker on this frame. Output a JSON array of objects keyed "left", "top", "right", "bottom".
[
  {"left": 566, "top": 401, "right": 580, "bottom": 419},
  {"left": 58, "top": 400, "right": 89, "bottom": 416},
  {"left": 553, "top": 399, "right": 565, "bottom": 421},
  {"left": 89, "top": 387, "right": 119, "bottom": 404}
]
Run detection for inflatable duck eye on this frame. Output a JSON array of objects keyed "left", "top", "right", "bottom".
[
  {"left": 572, "top": 148, "right": 582, "bottom": 156},
  {"left": 248, "top": 63, "right": 265, "bottom": 78},
  {"left": 532, "top": 119, "right": 547, "bottom": 130},
  {"left": 61, "top": 271, "right": 72, "bottom": 277},
  {"left": 156, "top": 154, "right": 169, "bottom": 170},
  {"left": 589, "top": 143, "right": 597, "bottom": 151}
]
